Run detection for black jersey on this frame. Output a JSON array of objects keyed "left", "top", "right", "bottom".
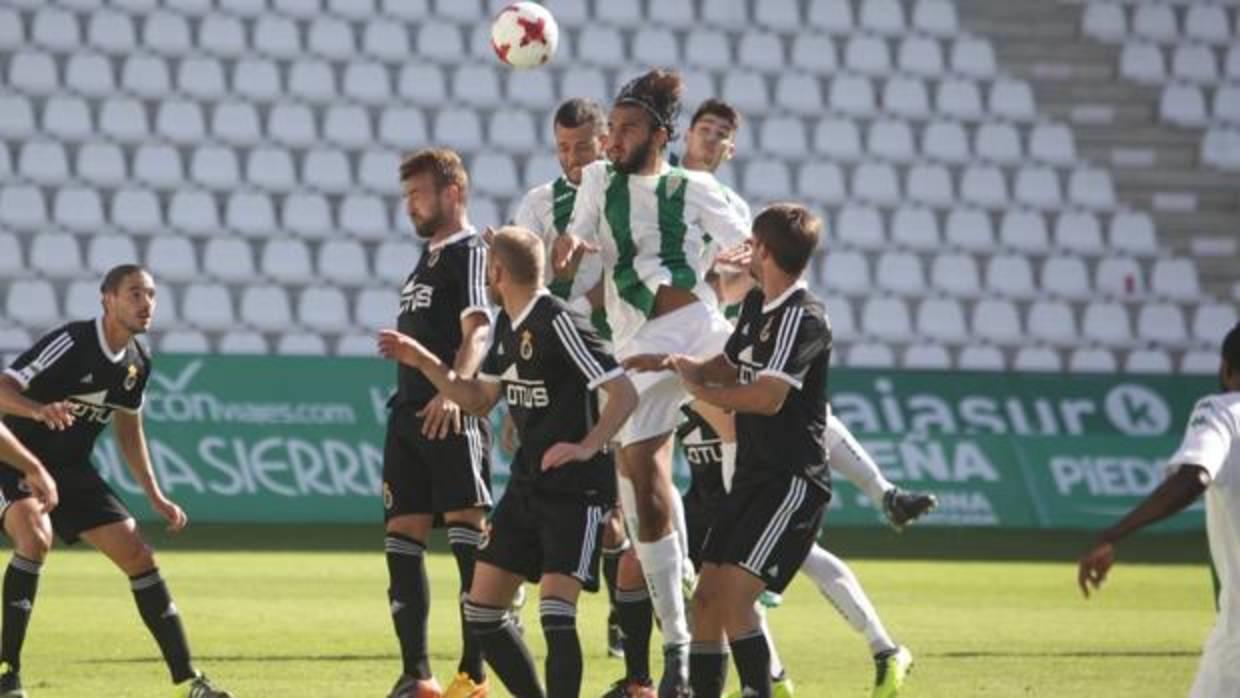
[
  {"left": 724, "top": 284, "right": 832, "bottom": 494},
  {"left": 677, "top": 404, "right": 726, "bottom": 507},
  {"left": 393, "top": 228, "right": 490, "bottom": 410},
  {"left": 479, "top": 292, "right": 622, "bottom": 497},
  {"left": 2, "top": 319, "right": 151, "bottom": 471}
]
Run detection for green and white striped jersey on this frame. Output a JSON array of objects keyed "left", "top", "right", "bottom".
[
  {"left": 568, "top": 160, "right": 750, "bottom": 348},
  {"left": 512, "top": 175, "right": 604, "bottom": 302}
]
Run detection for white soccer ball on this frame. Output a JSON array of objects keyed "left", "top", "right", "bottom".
[{"left": 490, "top": 2, "right": 559, "bottom": 69}]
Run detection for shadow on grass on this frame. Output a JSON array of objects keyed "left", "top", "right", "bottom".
[{"left": 131, "top": 524, "right": 1211, "bottom": 565}]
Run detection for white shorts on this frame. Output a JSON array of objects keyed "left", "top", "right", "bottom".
[
  {"left": 615, "top": 301, "right": 733, "bottom": 447},
  {"left": 1189, "top": 625, "right": 1240, "bottom": 698}
]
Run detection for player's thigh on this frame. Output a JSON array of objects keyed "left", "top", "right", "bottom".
[
  {"left": 468, "top": 561, "right": 525, "bottom": 608},
  {"left": 618, "top": 432, "right": 674, "bottom": 487},
  {"left": 382, "top": 408, "right": 434, "bottom": 521},
  {"left": 79, "top": 518, "right": 155, "bottom": 576},
  {"left": 720, "top": 477, "right": 828, "bottom": 595},
  {"left": 537, "top": 495, "right": 608, "bottom": 592},
  {"left": 423, "top": 415, "right": 493, "bottom": 514},
  {"left": 618, "top": 372, "right": 685, "bottom": 450},
  {"left": 475, "top": 489, "right": 542, "bottom": 589},
  {"left": 2, "top": 497, "right": 54, "bottom": 560}
]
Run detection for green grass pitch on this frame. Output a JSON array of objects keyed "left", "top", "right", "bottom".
[{"left": 10, "top": 526, "right": 1216, "bottom": 697}]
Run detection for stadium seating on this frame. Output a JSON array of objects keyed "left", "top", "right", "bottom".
[{"left": 0, "top": 0, "right": 1228, "bottom": 374}]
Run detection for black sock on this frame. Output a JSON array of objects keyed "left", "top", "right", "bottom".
[
  {"left": 730, "top": 630, "right": 772, "bottom": 698},
  {"left": 689, "top": 642, "right": 729, "bottom": 698},
  {"left": 385, "top": 534, "right": 431, "bottom": 679},
  {"left": 0, "top": 556, "right": 41, "bottom": 672},
  {"left": 448, "top": 524, "right": 486, "bottom": 682},
  {"left": 464, "top": 600, "right": 543, "bottom": 697},
  {"left": 615, "top": 586, "right": 653, "bottom": 680},
  {"left": 130, "top": 568, "right": 195, "bottom": 683},
  {"left": 540, "top": 597, "right": 582, "bottom": 698}
]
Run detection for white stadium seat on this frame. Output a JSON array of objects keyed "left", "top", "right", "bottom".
[
  {"left": 958, "top": 345, "right": 1006, "bottom": 371},
  {"left": 972, "top": 299, "right": 1022, "bottom": 346},
  {"left": 43, "top": 96, "right": 93, "bottom": 142},
  {"left": 1150, "top": 257, "right": 1201, "bottom": 301},
  {"left": 1194, "top": 304, "right": 1239, "bottom": 346},
  {"left": 182, "top": 284, "right": 235, "bottom": 331},
  {"left": 985, "top": 255, "right": 1036, "bottom": 299},
  {"left": 723, "top": 71, "right": 771, "bottom": 116},
  {"left": 199, "top": 15, "right": 246, "bottom": 57},
  {"left": 883, "top": 76, "right": 931, "bottom": 120},
  {"left": 0, "top": 233, "right": 22, "bottom": 278},
  {"left": 913, "top": 0, "right": 958, "bottom": 37},
  {"left": 945, "top": 208, "right": 994, "bottom": 251},
  {"left": 846, "top": 343, "right": 897, "bottom": 368},
  {"left": 375, "top": 241, "right": 420, "bottom": 284},
  {"left": 341, "top": 195, "right": 391, "bottom": 241},
  {"left": 112, "top": 187, "right": 163, "bottom": 234},
  {"left": 1083, "top": 3, "right": 1126, "bottom": 42},
  {"left": 310, "top": 16, "right": 357, "bottom": 60},
  {"left": 937, "top": 78, "right": 984, "bottom": 121},
  {"left": 822, "top": 250, "right": 871, "bottom": 295},
  {"left": 1029, "top": 123, "right": 1077, "bottom": 165},
  {"left": 203, "top": 238, "right": 256, "bottom": 283},
  {"left": 1095, "top": 256, "right": 1144, "bottom": 297},
  {"left": 890, "top": 207, "right": 940, "bottom": 251},
  {"left": 262, "top": 239, "right": 314, "bottom": 285},
  {"left": 742, "top": 160, "right": 793, "bottom": 201},
  {"left": 299, "top": 288, "right": 352, "bottom": 333},
  {"left": 282, "top": 192, "right": 333, "bottom": 239},
  {"left": 211, "top": 103, "right": 262, "bottom": 146},
  {"left": 356, "top": 288, "right": 399, "bottom": 330},
  {"left": 1183, "top": 350, "right": 1222, "bottom": 375},
  {"left": 66, "top": 53, "right": 115, "bottom": 98},
  {"left": 1027, "top": 300, "right": 1077, "bottom": 346},
  {"left": 851, "top": 162, "right": 901, "bottom": 205},
  {"left": 1138, "top": 304, "right": 1190, "bottom": 347},
  {"left": 30, "top": 233, "right": 83, "bottom": 280},
  {"left": 1082, "top": 302, "right": 1133, "bottom": 347},
  {"left": 233, "top": 58, "right": 282, "bottom": 101},
  {"left": 1068, "top": 168, "right": 1116, "bottom": 210},
  {"left": 845, "top": 36, "right": 892, "bottom": 76},
  {"left": 861, "top": 297, "right": 914, "bottom": 342},
  {"left": 1013, "top": 166, "right": 1062, "bottom": 210},
  {"left": 160, "top": 331, "right": 210, "bottom": 353},
  {"left": 6, "top": 280, "right": 59, "bottom": 330},
  {"left": 814, "top": 118, "right": 862, "bottom": 161},
  {"left": 146, "top": 237, "right": 199, "bottom": 283},
  {"left": 860, "top": 0, "right": 905, "bottom": 36},
  {"left": 177, "top": 57, "right": 227, "bottom": 100},
  {"left": 0, "top": 186, "right": 47, "bottom": 232},
  {"left": 219, "top": 332, "right": 270, "bottom": 355},
  {"left": 960, "top": 165, "right": 1008, "bottom": 209},
  {"left": 254, "top": 15, "right": 301, "bottom": 59},
  {"left": 1108, "top": 211, "right": 1158, "bottom": 256},
  {"left": 277, "top": 333, "right": 328, "bottom": 356},
  {"left": 1125, "top": 349, "right": 1173, "bottom": 374},
  {"left": 577, "top": 26, "right": 625, "bottom": 67},
  {"left": 54, "top": 188, "right": 105, "bottom": 234},
  {"left": 903, "top": 344, "right": 952, "bottom": 370},
  {"left": 1040, "top": 256, "right": 1091, "bottom": 300},
  {"left": 867, "top": 120, "right": 916, "bottom": 163},
  {"left": 830, "top": 75, "right": 878, "bottom": 117},
  {"left": 739, "top": 33, "right": 785, "bottom": 73},
  {"left": 99, "top": 98, "right": 150, "bottom": 144},
  {"left": 1013, "top": 347, "right": 1062, "bottom": 372},
  {"left": 685, "top": 30, "right": 731, "bottom": 70},
  {"left": 1185, "top": 5, "right": 1232, "bottom": 45},
  {"left": 797, "top": 162, "right": 846, "bottom": 204},
  {"left": 975, "top": 123, "right": 1022, "bottom": 164},
  {"left": 18, "top": 141, "right": 70, "bottom": 186},
  {"left": 809, "top": 0, "right": 854, "bottom": 34},
  {"left": 1172, "top": 44, "right": 1219, "bottom": 84},
  {"left": 1133, "top": 5, "right": 1178, "bottom": 43},
  {"left": 240, "top": 285, "right": 294, "bottom": 331},
  {"left": 133, "top": 144, "right": 185, "bottom": 190},
  {"left": 922, "top": 120, "right": 970, "bottom": 163},
  {"left": 121, "top": 54, "right": 172, "bottom": 99},
  {"left": 951, "top": 37, "right": 997, "bottom": 79},
  {"left": 1120, "top": 43, "right": 1166, "bottom": 84},
  {"left": 916, "top": 298, "right": 968, "bottom": 344},
  {"left": 792, "top": 35, "right": 837, "bottom": 74},
  {"left": 288, "top": 60, "right": 337, "bottom": 104},
  {"left": 906, "top": 164, "right": 954, "bottom": 208},
  {"left": 225, "top": 191, "right": 277, "bottom": 238},
  {"left": 87, "top": 12, "right": 136, "bottom": 55},
  {"left": 775, "top": 73, "right": 826, "bottom": 115},
  {"left": 989, "top": 80, "right": 1036, "bottom": 121},
  {"left": 837, "top": 205, "right": 885, "bottom": 250},
  {"left": 898, "top": 36, "right": 945, "bottom": 78},
  {"left": 761, "top": 117, "right": 810, "bottom": 159},
  {"left": 930, "top": 253, "right": 981, "bottom": 297},
  {"left": 303, "top": 149, "right": 353, "bottom": 195},
  {"left": 1054, "top": 211, "right": 1104, "bottom": 256},
  {"left": 1068, "top": 348, "right": 1118, "bottom": 374},
  {"left": 999, "top": 210, "right": 1050, "bottom": 254}
]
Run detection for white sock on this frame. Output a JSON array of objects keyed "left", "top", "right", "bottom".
[
  {"left": 617, "top": 475, "right": 641, "bottom": 540},
  {"left": 800, "top": 544, "right": 896, "bottom": 655},
  {"left": 756, "top": 604, "right": 785, "bottom": 679},
  {"left": 669, "top": 487, "right": 690, "bottom": 565},
  {"left": 633, "top": 533, "right": 691, "bottom": 646},
  {"left": 720, "top": 441, "right": 737, "bottom": 493},
  {"left": 826, "top": 414, "right": 893, "bottom": 507}
]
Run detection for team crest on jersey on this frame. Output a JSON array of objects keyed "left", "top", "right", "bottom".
[
  {"left": 519, "top": 329, "right": 534, "bottom": 360},
  {"left": 760, "top": 317, "right": 774, "bottom": 343},
  {"left": 124, "top": 364, "right": 139, "bottom": 391},
  {"left": 382, "top": 481, "right": 393, "bottom": 510}
]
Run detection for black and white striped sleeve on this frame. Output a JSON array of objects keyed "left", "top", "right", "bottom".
[
  {"left": 551, "top": 312, "right": 623, "bottom": 390},
  {"left": 3, "top": 327, "right": 76, "bottom": 390},
  {"left": 458, "top": 243, "right": 492, "bottom": 321},
  {"left": 759, "top": 306, "right": 828, "bottom": 390}
]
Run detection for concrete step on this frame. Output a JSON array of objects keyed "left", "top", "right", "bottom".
[
  {"left": 1152, "top": 210, "right": 1240, "bottom": 237},
  {"left": 1035, "top": 82, "right": 1160, "bottom": 103},
  {"left": 956, "top": 0, "right": 1081, "bottom": 23},
  {"left": 1122, "top": 189, "right": 1239, "bottom": 214},
  {"left": 1079, "top": 144, "right": 1199, "bottom": 170},
  {"left": 1042, "top": 101, "right": 1157, "bottom": 127},
  {"left": 992, "top": 42, "right": 1117, "bottom": 65},
  {"left": 1115, "top": 168, "right": 1240, "bottom": 193},
  {"left": 1012, "top": 62, "right": 1114, "bottom": 82},
  {"left": 1072, "top": 124, "right": 1201, "bottom": 148}
]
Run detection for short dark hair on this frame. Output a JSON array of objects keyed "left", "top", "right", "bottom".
[
  {"left": 399, "top": 147, "right": 470, "bottom": 200},
  {"left": 690, "top": 98, "right": 741, "bottom": 132},
  {"left": 554, "top": 98, "right": 607, "bottom": 131},
  {"left": 751, "top": 203, "right": 822, "bottom": 276},
  {"left": 1224, "top": 322, "right": 1240, "bottom": 371},
  {"left": 100, "top": 264, "right": 148, "bottom": 294}
]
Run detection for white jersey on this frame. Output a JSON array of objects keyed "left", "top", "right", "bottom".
[
  {"left": 1168, "top": 392, "right": 1240, "bottom": 697},
  {"left": 511, "top": 176, "right": 603, "bottom": 301},
  {"left": 567, "top": 160, "right": 750, "bottom": 348}
]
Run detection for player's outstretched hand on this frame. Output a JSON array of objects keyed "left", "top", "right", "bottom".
[
  {"left": 26, "top": 467, "right": 58, "bottom": 514},
  {"left": 622, "top": 353, "right": 671, "bottom": 373},
  {"left": 551, "top": 234, "right": 599, "bottom": 277},
  {"left": 418, "top": 394, "right": 461, "bottom": 440},
  {"left": 541, "top": 441, "right": 596, "bottom": 471},
  {"left": 667, "top": 354, "right": 705, "bottom": 386},
  {"left": 35, "top": 401, "right": 75, "bottom": 431},
  {"left": 377, "top": 329, "right": 427, "bottom": 368},
  {"left": 714, "top": 241, "right": 752, "bottom": 273},
  {"left": 153, "top": 495, "right": 189, "bottom": 533},
  {"left": 1077, "top": 541, "right": 1115, "bottom": 598}
]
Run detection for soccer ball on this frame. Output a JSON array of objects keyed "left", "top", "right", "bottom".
[{"left": 490, "top": 2, "right": 559, "bottom": 69}]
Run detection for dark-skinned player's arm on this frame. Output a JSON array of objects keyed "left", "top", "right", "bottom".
[
  {"left": 378, "top": 330, "right": 501, "bottom": 419},
  {"left": 113, "top": 410, "right": 188, "bottom": 532},
  {"left": 542, "top": 372, "right": 637, "bottom": 471}
]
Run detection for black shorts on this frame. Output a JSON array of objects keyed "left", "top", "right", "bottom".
[
  {"left": 0, "top": 463, "right": 132, "bottom": 545},
  {"left": 700, "top": 474, "right": 829, "bottom": 594},
  {"left": 382, "top": 405, "right": 492, "bottom": 521},
  {"left": 683, "top": 493, "right": 717, "bottom": 572},
  {"left": 477, "top": 482, "right": 609, "bottom": 592}
]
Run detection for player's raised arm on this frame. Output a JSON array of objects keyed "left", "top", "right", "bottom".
[{"left": 377, "top": 330, "right": 502, "bottom": 418}]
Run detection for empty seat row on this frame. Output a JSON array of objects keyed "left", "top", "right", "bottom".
[
  {"left": 822, "top": 294, "right": 1232, "bottom": 348},
  {"left": 1086, "top": 3, "right": 1240, "bottom": 46},
  {"left": 839, "top": 340, "right": 1219, "bottom": 373},
  {"left": 762, "top": 117, "right": 1074, "bottom": 163},
  {"left": 1160, "top": 83, "right": 1240, "bottom": 128},
  {"left": 817, "top": 250, "right": 1201, "bottom": 301},
  {"left": 1120, "top": 42, "right": 1240, "bottom": 85},
  {"left": 747, "top": 161, "right": 1116, "bottom": 210},
  {"left": 1202, "top": 127, "right": 1240, "bottom": 171},
  {"left": 820, "top": 206, "right": 1156, "bottom": 256}
]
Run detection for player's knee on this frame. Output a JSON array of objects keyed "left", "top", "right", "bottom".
[
  {"left": 118, "top": 542, "right": 156, "bottom": 576},
  {"left": 19, "top": 526, "right": 53, "bottom": 562}
]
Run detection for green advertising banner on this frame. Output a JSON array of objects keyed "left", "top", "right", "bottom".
[{"left": 87, "top": 357, "right": 1215, "bottom": 529}]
